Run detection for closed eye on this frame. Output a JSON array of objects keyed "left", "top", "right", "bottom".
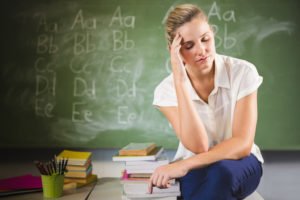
[
  {"left": 184, "top": 42, "right": 194, "bottom": 50},
  {"left": 202, "top": 36, "right": 210, "bottom": 42}
]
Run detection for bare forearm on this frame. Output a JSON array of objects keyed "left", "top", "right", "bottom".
[
  {"left": 174, "top": 78, "right": 209, "bottom": 153},
  {"left": 183, "top": 136, "right": 252, "bottom": 171}
]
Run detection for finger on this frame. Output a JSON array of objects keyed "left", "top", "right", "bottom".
[
  {"left": 162, "top": 175, "right": 170, "bottom": 188},
  {"left": 156, "top": 174, "right": 164, "bottom": 188},
  {"left": 171, "top": 33, "right": 182, "bottom": 48},
  {"left": 148, "top": 175, "right": 154, "bottom": 194},
  {"left": 148, "top": 181, "right": 153, "bottom": 194},
  {"left": 151, "top": 172, "right": 158, "bottom": 186}
]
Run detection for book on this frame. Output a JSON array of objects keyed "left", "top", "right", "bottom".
[
  {"left": 125, "top": 155, "right": 169, "bottom": 174},
  {"left": 119, "top": 143, "right": 156, "bottom": 156},
  {"left": 122, "top": 193, "right": 177, "bottom": 200},
  {"left": 64, "top": 174, "right": 98, "bottom": 184},
  {"left": 63, "top": 182, "right": 77, "bottom": 191},
  {"left": 65, "top": 165, "right": 92, "bottom": 178},
  {"left": 123, "top": 182, "right": 180, "bottom": 196},
  {"left": 66, "top": 159, "right": 91, "bottom": 171},
  {"left": 57, "top": 150, "right": 92, "bottom": 166},
  {"left": 64, "top": 174, "right": 98, "bottom": 189},
  {"left": 0, "top": 174, "right": 42, "bottom": 190},
  {"left": 113, "top": 146, "right": 164, "bottom": 162},
  {"left": 126, "top": 168, "right": 157, "bottom": 174},
  {"left": 128, "top": 173, "right": 152, "bottom": 178},
  {"left": 125, "top": 192, "right": 181, "bottom": 199},
  {"left": 0, "top": 174, "right": 42, "bottom": 197},
  {"left": 121, "top": 171, "right": 175, "bottom": 185},
  {"left": 121, "top": 170, "right": 149, "bottom": 182},
  {"left": 125, "top": 154, "right": 169, "bottom": 166},
  {"left": 0, "top": 188, "right": 42, "bottom": 197}
]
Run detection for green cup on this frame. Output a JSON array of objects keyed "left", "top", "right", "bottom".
[{"left": 41, "top": 174, "right": 64, "bottom": 198}]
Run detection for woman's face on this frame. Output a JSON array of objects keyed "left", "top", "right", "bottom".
[{"left": 177, "top": 15, "right": 216, "bottom": 74}]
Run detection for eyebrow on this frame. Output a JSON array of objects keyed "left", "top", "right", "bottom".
[{"left": 182, "top": 32, "right": 210, "bottom": 45}]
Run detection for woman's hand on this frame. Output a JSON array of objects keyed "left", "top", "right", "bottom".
[
  {"left": 170, "top": 33, "right": 188, "bottom": 81},
  {"left": 148, "top": 160, "right": 188, "bottom": 193}
]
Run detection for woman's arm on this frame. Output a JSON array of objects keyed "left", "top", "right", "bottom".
[
  {"left": 149, "top": 91, "right": 258, "bottom": 190},
  {"left": 185, "top": 90, "right": 258, "bottom": 168},
  {"left": 167, "top": 33, "right": 209, "bottom": 153}
]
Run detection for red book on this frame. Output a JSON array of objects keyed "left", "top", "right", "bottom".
[{"left": 0, "top": 174, "right": 42, "bottom": 190}]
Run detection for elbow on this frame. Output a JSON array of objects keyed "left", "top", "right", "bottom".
[
  {"left": 240, "top": 146, "right": 252, "bottom": 158},
  {"left": 183, "top": 142, "right": 209, "bottom": 154},
  {"left": 178, "top": 130, "right": 209, "bottom": 154},
  {"left": 243, "top": 140, "right": 253, "bottom": 157},
  {"left": 233, "top": 142, "right": 252, "bottom": 160},
  {"left": 195, "top": 143, "right": 209, "bottom": 154}
]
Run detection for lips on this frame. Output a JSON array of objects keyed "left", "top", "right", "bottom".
[{"left": 195, "top": 56, "right": 208, "bottom": 63}]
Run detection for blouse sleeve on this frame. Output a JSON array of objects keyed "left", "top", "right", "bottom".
[
  {"left": 153, "top": 76, "right": 178, "bottom": 107},
  {"left": 237, "top": 64, "right": 263, "bottom": 100}
]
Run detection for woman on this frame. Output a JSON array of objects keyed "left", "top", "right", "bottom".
[{"left": 150, "top": 4, "right": 263, "bottom": 200}]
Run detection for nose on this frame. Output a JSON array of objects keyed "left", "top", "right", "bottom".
[{"left": 195, "top": 40, "right": 205, "bottom": 56}]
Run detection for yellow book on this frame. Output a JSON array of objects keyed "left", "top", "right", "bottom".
[
  {"left": 65, "top": 165, "right": 92, "bottom": 178},
  {"left": 64, "top": 174, "right": 98, "bottom": 185},
  {"left": 66, "top": 159, "right": 91, "bottom": 171},
  {"left": 63, "top": 174, "right": 98, "bottom": 190},
  {"left": 119, "top": 143, "right": 156, "bottom": 156},
  {"left": 57, "top": 150, "right": 92, "bottom": 166}
]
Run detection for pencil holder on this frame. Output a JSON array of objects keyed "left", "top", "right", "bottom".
[{"left": 41, "top": 174, "right": 64, "bottom": 198}]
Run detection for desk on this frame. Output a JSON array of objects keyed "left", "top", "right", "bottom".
[
  {"left": 2, "top": 182, "right": 96, "bottom": 200},
  {"left": 1, "top": 178, "right": 263, "bottom": 200},
  {"left": 88, "top": 178, "right": 264, "bottom": 200},
  {"left": 89, "top": 178, "right": 123, "bottom": 200}
]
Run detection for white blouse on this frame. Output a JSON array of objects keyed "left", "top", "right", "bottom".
[{"left": 153, "top": 54, "right": 264, "bottom": 163}]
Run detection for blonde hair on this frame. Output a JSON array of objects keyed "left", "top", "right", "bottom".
[{"left": 165, "top": 4, "right": 208, "bottom": 44}]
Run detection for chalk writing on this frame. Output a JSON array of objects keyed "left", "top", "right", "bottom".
[
  {"left": 36, "top": 14, "right": 58, "bottom": 33},
  {"left": 72, "top": 102, "right": 93, "bottom": 122},
  {"left": 73, "top": 32, "right": 97, "bottom": 55},
  {"left": 34, "top": 13, "right": 59, "bottom": 118},
  {"left": 113, "top": 30, "right": 135, "bottom": 51},
  {"left": 71, "top": 10, "right": 97, "bottom": 30},
  {"left": 109, "top": 6, "right": 141, "bottom": 125},
  {"left": 118, "top": 106, "right": 138, "bottom": 125},
  {"left": 34, "top": 57, "right": 56, "bottom": 73},
  {"left": 212, "top": 23, "right": 236, "bottom": 49},
  {"left": 208, "top": 1, "right": 237, "bottom": 50},
  {"left": 110, "top": 56, "right": 131, "bottom": 73},
  {"left": 35, "top": 99, "right": 55, "bottom": 117},
  {"left": 208, "top": 2, "right": 236, "bottom": 22},
  {"left": 37, "top": 34, "right": 59, "bottom": 54},
  {"left": 73, "top": 77, "right": 96, "bottom": 99},
  {"left": 109, "top": 6, "right": 135, "bottom": 28}
]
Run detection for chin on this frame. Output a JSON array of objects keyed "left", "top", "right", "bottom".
[
  {"left": 195, "top": 62, "right": 213, "bottom": 72},
  {"left": 199, "top": 65, "right": 213, "bottom": 74}
]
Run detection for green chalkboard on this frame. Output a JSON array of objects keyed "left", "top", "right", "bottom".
[{"left": 1, "top": 0, "right": 300, "bottom": 149}]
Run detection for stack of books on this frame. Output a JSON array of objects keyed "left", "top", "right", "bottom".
[
  {"left": 57, "top": 150, "right": 97, "bottom": 188},
  {"left": 113, "top": 143, "right": 180, "bottom": 200}
]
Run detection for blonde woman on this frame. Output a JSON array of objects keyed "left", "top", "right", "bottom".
[{"left": 150, "top": 4, "right": 263, "bottom": 200}]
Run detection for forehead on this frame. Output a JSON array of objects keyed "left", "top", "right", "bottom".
[{"left": 177, "top": 16, "right": 211, "bottom": 40}]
